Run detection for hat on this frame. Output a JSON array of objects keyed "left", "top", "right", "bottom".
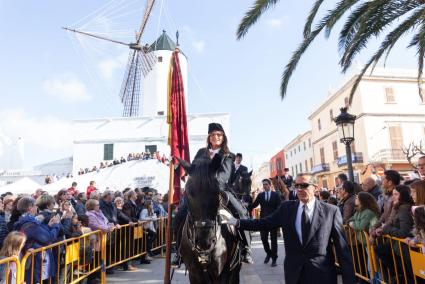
[{"left": 208, "top": 123, "right": 224, "bottom": 134}]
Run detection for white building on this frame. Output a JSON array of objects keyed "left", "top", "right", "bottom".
[
  {"left": 72, "top": 113, "right": 229, "bottom": 174},
  {"left": 283, "top": 130, "right": 313, "bottom": 177},
  {"left": 308, "top": 67, "right": 425, "bottom": 188}
]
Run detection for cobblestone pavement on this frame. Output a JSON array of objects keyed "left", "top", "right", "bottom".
[{"left": 107, "top": 232, "right": 286, "bottom": 283}]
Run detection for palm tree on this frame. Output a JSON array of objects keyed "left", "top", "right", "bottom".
[{"left": 237, "top": 0, "right": 425, "bottom": 103}]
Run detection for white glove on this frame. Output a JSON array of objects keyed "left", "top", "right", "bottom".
[{"left": 219, "top": 209, "right": 238, "bottom": 226}]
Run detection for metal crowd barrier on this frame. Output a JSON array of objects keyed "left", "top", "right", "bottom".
[
  {"left": 0, "top": 255, "right": 21, "bottom": 284},
  {"left": 335, "top": 225, "right": 425, "bottom": 284}
]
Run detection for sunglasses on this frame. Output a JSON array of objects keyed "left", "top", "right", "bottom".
[{"left": 294, "top": 183, "right": 312, "bottom": 189}]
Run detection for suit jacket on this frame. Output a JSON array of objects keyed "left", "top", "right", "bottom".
[
  {"left": 230, "top": 164, "right": 248, "bottom": 184},
  {"left": 240, "top": 200, "right": 355, "bottom": 284},
  {"left": 282, "top": 175, "right": 293, "bottom": 188},
  {"left": 248, "top": 191, "right": 281, "bottom": 218}
]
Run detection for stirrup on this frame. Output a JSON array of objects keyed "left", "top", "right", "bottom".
[{"left": 171, "top": 253, "right": 181, "bottom": 268}]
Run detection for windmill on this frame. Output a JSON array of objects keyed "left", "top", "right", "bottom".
[{"left": 64, "top": 0, "right": 156, "bottom": 117}]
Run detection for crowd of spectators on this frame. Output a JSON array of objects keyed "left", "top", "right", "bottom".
[{"left": 0, "top": 181, "right": 168, "bottom": 284}]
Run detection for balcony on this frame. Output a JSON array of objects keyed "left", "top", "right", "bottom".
[
  {"left": 337, "top": 152, "right": 364, "bottom": 167},
  {"left": 370, "top": 149, "right": 406, "bottom": 163},
  {"left": 311, "top": 163, "right": 330, "bottom": 174}
]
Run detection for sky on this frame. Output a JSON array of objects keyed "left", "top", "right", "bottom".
[{"left": 0, "top": 0, "right": 419, "bottom": 171}]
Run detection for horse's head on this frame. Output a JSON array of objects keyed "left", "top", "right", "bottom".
[
  {"left": 233, "top": 170, "right": 253, "bottom": 196},
  {"left": 182, "top": 154, "right": 221, "bottom": 253}
]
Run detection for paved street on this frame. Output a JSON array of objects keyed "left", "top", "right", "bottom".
[{"left": 108, "top": 232, "right": 285, "bottom": 283}]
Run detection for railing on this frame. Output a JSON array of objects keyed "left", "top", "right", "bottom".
[
  {"left": 311, "top": 163, "right": 330, "bottom": 174},
  {"left": 17, "top": 217, "right": 169, "bottom": 284},
  {"left": 371, "top": 149, "right": 406, "bottom": 162},
  {"left": 337, "top": 152, "right": 364, "bottom": 167},
  {"left": 0, "top": 255, "right": 21, "bottom": 284},
  {"left": 335, "top": 226, "right": 425, "bottom": 284}
]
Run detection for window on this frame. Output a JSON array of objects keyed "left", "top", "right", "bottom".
[
  {"left": 286, "top": 153, "right": 288, "bottom": 159},
  {"left": 305, "top": 160, "right": 308, "bottom": 172},
  {"left": 295, "top": 165, "right": 298, "bottom": 175},
  {"left": 310, "top": 158, "right": 313, "bottom": 169},
  {"left": 303, "top": 142, "right": 306, "bottom": 150},
  {"left": 385, "top": 87, "right": 395, "bottom": 103},
  {"left": 290, "top": 150, "right": 293, "bottom": 157},
  {"left": 300, "top": 162, "right": 303, "bottom": 173},
  {"left": 292, "top": 166, "right": 294, "bottom": 175},
  {"left": 298, "top": 145, "right": 301, "bottom": 152},
  {"left": 318, "top": 119, "right": 321, "bottom": 131},
  {"left": 308, "top": 138, "right": 311, "bottom": 148},
  {"left": 332, "top": 141, "right": 338, "bottom": 161},
  {"left": 104, "top": 144, "right": 114, "bottom": 160},
  {"left": 158, "top": 56, "right": 163, "bottom": 62},
  {"left": 145, "top": 145, "right": 157, "bottom": 154},
  {"left": 389, "top": 126, "right": 403, "bottom": 150},
  {"left": 320, "top": 147, "right": 325, "bottom": 164},
  {"left": 330, "top": 109, "right": 333, "bottom": 121},
  {"left": 322, "top": 179, "right": 328, "bottom": 189}
]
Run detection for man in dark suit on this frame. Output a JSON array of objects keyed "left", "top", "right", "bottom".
[
  {"left": 221, "top": 173, "right": 355, "bottom": 284},
  {"left": 230, "top": 152, "right": 248, "bottom": 184},
  {"left": 248, "top": 178, "right": 281, "bottom": 266}
]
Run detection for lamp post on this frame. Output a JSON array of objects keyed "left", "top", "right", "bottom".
[{"left": 334, "top": 107, "right": 356, "bottom": 182}]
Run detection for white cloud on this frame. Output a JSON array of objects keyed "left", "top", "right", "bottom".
[
  {"left": 0, "top": 109, "right": 73, "bottom": 168},
  {"left": 266, "top": 18, "right": 282, "bottom": 28},
  {"left": 98, "top": 52, "right": 128, "bottom": 79},
  {"left": 192, "top": 40, "right": 205, "bottom": 53},
  {"left": 43, "top": 75, "right": 90, "bottom": 103}
]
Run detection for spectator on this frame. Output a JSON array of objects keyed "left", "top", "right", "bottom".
[
  {"left": 319, "top": 191, "right": 331, "bottom": 202},
  {"left": 152, "top": 194, "right": 167, "bottom": 217},
  {"left": 370, "top": 170, "right": 401, "bottom": 239},
  {"left": 0, "top": 232, "right": 26, "bottom": 284},
  {"left": 86, "top": 181, "right": 97, "bottom": 199},
  {"left": 3, "top": 198, "right": 13, "bottom": 224},
  {"left": 122, "top": 190, "right": 140, "bottom": 222},
  {"left": 139, "top": 200, "right": 157, "bottom": 261},
  {"left": 68, "top": 182, "right": 78, "bottom": 197},
  {"left": 7, "top": 197, "right": 23, "bottom": 232},
  {"left": 90, "top": 191, "right": 100, "bottom": 201},
  {"left": 13, "top": 196, "right": 61, "bottom": 284},
  {"left": 361, "top": 177, "right": 383, "bottom": 205},
  {"left": 327, "top": 196, "right": 338, "bottom": 206},
  {"left": 348, "top": 192, "right": 380, "bottom": 232},
  {"left": 85, "top": 199, "right": 114, "bottom": 233},
  {"left": 410, "top": 180, "right": 425, "bottom": 205},
  {"left": 335, "top": 173, "right": 348, "bottom": 189},
  {"left": 337, "top": 181, "right": 357, "bottom": 224},
  {"left": 0, "top": 200, "right": 8, "bottom": 248},
  {"left": 75, "top": 192, "right": 87, "bottom": 216},
  {"left": 99, "top": 190, "right": 118, "bottom": 225},
  {"left": 406, "top": 206, "right": 425, "bottom": 250},
  {"left": 120, "top": 156, "right": 126, "bottom": 163},
  {"left": 417, "top": 155, "right": 425, "bottom": 180},
  {"left": 56, "top": 188, "right": 76, "bottom": 214}
]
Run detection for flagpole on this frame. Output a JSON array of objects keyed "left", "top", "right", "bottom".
[{"left": 164, "top": 161, "right": 175, "bottom": 284}]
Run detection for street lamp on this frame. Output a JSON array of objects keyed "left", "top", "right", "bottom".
[{"left": 334, "top": 107, "right": 356, "bottom": 182}]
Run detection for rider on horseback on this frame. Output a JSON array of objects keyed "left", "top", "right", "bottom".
[{"left": 173, "top": 122, "right": 253, "bottom": 266}]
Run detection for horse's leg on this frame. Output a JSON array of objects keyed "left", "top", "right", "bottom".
[{"left": 228, "top": 265, "right": 241, "bottom": 284}]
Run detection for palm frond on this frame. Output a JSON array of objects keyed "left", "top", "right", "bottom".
[
  {"left": 237, "top": 0, "right": 280, "bottom": 40},
  {"left": 303, "top": 0, "right": 325, "bottom": 38},
  {"left": 348, "top": 6, "right": 425, "bottom": 104},
  {"left": 409, "top": 21, "right": 425, "bottom": 101},
  {"left": 324, "top": 0, "right": 361, "bottom": 38}
]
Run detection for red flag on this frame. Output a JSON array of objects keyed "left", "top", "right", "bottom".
[{"left": 167, "top": 49, "right": 190, "bottom": 204}]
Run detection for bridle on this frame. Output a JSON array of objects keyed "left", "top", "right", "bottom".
[{"left": 185, "top": 211, "right": 219, "bottom": 270}]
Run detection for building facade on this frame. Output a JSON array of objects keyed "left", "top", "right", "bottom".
[
  {"left": 269, "top": 150, "right": 286, "bottom": 179},
  {"left": 283, "top": 131, "right": 313, "bottom": 177},
  {"left": 308, "top": 68, "right": 425, "bottom": 189}
]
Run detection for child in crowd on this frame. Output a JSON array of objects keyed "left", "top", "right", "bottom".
[{"left": 0, "top": 232, "right": 27, "bottom": 284}]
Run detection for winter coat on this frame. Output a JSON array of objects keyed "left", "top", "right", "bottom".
[
  {"left": 0, "top": 213, "right": 8, "bottom": 248},
  {"left": 13, "top": 214, "right": 60, "bottom": 283},
  {"left": 74, "top": 201, "right": 86, "bottom": 216},
  {"left": 139, "top": 209, "right": 157, "bottom": 232},
  {"left": 349, "top": 208, "right": 378, "bottom": 232},
  {"left": 99, "top": 199, "right": 118, "bottom": 224},
  {"left": 116, "top": 208, "right": 131, "bottom": 225},
  {"left": 86, "top": 210, "right": 114, "bottom": 233},
  {"left": 122, "top": 200, "right": 139, "bottom": 222},
  {"left": 382, "top": 203, "right": 414, "bottom": 238},
  {"left": 338, "top": 194, "right": 356, "bottom": 224}
]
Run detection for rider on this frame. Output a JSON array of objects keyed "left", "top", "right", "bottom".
[{"left": 173, "top": 122, "right": 253, "bottom": 265}]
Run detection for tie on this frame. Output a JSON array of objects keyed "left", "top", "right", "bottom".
[
  {"left": 301, "top": 204, "right": 310, "bottom": 245},
  {"left": 266, "top": 192, "right": 270, "bottom": 202}
]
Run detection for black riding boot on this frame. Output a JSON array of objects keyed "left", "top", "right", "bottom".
[{"left": 225, "top": 191, "right": 253, "bottom": 264}]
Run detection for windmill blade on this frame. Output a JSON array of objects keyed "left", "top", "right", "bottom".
[
  {"left": 135, "top": 0, "right": 156, "bottom": 44},
  {"left": 120, "top": 50, "right": 142, "bottom": 117}
]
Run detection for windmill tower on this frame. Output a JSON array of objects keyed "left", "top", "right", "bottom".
[{"left": 142, "top": 30, "right": 188, "bottom": 117}]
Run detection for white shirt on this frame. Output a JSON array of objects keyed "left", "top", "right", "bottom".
[
  {"left": 234, "top": 163, "right": 240, "bottom": 171},
  {"left": 209, "top": 148, "right": 220, "bottom": 158},
  {"left": 295, "top": 198, "right": 316, "bottom": 244}
]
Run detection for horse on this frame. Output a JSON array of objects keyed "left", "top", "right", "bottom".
[{"left": 179, "top": 155, "right": 242, "bottom": 284}]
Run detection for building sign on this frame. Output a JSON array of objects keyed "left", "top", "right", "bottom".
[{"left": 134, "top": 176, "right": 156, "bottom": 188}]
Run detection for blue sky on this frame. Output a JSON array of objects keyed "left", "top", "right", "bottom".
[{"left": 0, "top": 0, "right": 418, "bottom": 170}]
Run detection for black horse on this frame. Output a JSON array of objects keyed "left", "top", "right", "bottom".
[
  {"left": 232, "top": 170, "right": 253, "bottom": 202},
  {"left": 179, "top": 155, "right": 242, "bottom": 284}
]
